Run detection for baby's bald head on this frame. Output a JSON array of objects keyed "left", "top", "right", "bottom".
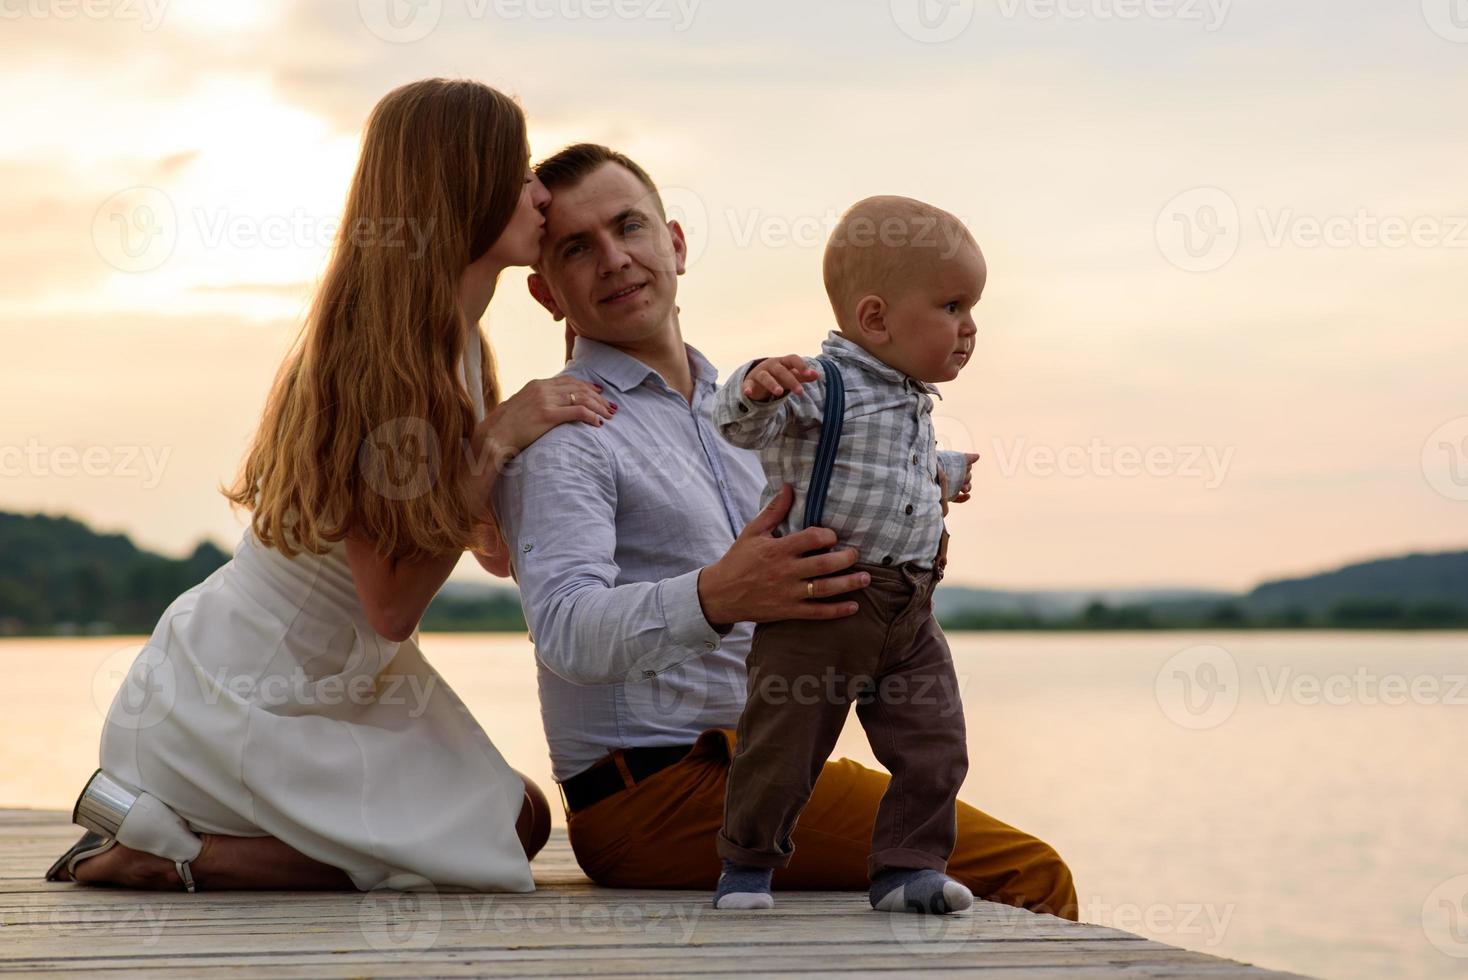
[{"left": 822, "top": 196, "right": 979, "bottom": 333}]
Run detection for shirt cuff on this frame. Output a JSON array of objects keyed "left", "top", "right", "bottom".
[
  {"left": 729, "top": 362, "right": 791, "bottom": 418},
  {"left": 656, "top": 566, "right": 724, "bottom": 665},
  {"left": 937, "top": 450, "right": 970, "bottom": 501}
]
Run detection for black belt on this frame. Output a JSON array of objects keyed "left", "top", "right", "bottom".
[{"left": 561, "top": 743, "right": 696, "bottom": 814}]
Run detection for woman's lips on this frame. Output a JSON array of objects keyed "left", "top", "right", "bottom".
[{"left": 600, "top": 283, "right": 647, "bottom": 304}]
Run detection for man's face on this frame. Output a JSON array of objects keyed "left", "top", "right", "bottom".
[{"left": 529, "top": 162, "right": 686, "bottom": 347}]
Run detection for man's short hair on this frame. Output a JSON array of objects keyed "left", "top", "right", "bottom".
[{"left": 533, "top": 143, "right": 664, "bottom": 217}]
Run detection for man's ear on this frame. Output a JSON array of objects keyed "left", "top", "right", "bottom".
[
  {"left": 527, "top": 272, "right": 565, "bottom": 321},
  {"left": 666, "top": 218, "right": 688, "bottom": 276},
  {"left": 854, "top": 294, "right": 888, "bottom": 342}
]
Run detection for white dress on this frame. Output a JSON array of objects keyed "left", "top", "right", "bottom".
[{"left": 98, "top": 330, "right": 534, "bottom": 893}]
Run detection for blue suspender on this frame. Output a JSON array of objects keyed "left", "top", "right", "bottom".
[{"left": 800, "top": 356, "right": 846, "bottom": 531}]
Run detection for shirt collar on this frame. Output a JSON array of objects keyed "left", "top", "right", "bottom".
[
  {"left": 819, "top": 331, "right": 941, "bottom": 398},
  {"left": 569, "top": 335, "right": 721, "bottom": 393}
]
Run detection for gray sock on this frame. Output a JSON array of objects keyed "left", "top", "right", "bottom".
[
  {"left": 870, "top": 868, "right": 973, "bottom": 915},
  {"left": 713, "top": 860, "right": 775, "bottom": 910}
]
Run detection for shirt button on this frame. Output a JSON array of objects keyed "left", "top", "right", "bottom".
[
  {"left": 905, "top": 505, "right": 914, "bottom": 515},
  {"left": 643, "top": 670, "right": 656, "bottom": 678},
  {"left": 522, "top": 543, "right": 533, "bottom": 553},
  {"left": 704, "top": 641, "right": 716, "bottom": 651},
  {"left": 882, "top": 556, "right": 893, "bottom": 566},
  {"left": 912, "top": 454, "right": 919, "bottom": 465}
]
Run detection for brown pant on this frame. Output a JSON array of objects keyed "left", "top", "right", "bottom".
[
  {"left": 563, "top": 728, "right": 1077, "bottom": 919},
  {"left": 716, "top": 530, "right": 968, "bottom": 879}
]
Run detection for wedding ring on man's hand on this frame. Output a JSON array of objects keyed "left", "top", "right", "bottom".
[
  {"left": 806, "top": 580, "right": 815, "bottom": 598},
  {"left": 568, "top": 393, "right": 578, "bottom": 406}
]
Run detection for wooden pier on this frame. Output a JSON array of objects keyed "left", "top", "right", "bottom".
[{"left": 1, "top": 808, "right": 1305, "bottom": 977}]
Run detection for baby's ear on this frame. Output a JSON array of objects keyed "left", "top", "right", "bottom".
[{"left": 854, "top": 294, "right": 887, "bottom": 338}]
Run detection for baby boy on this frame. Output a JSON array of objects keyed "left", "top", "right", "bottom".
[{"left": 709, "top": 196, "right": 985, "bottom": 914}]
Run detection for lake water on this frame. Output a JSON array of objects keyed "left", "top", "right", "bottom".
[{"left": 3, "top": 631, "right": 1463, "bottom": 980}]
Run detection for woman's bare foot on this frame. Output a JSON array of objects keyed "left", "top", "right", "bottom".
[
  {"left": 70, "top": 841, "right": 181, "bottom": 889},
  {"left": 516, "top": 771, "right": 552, "bottom": 860}
]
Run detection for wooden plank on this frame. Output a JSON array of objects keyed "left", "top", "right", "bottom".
[{"left": 0, "top": 810, "right": 1308, "bottom": 978}]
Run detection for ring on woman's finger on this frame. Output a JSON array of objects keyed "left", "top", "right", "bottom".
[
  {"left": 806, "top": 580, "right": 815, "bottom": 599},
  {"left": 567, "top": 392, "right": 578, "bottom": 406}
]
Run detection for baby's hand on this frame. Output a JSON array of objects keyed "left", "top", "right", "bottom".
[
  {"left": 743, "top": 356, "right": 819, "bottom": 402},
  {"left": 939, "top": 453, "right": 983, "bottom": 509}
]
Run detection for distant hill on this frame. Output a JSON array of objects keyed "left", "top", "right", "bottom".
[
  {"left": 0, "top": 510, "right": 1461, "bottom": 634},
  {"left": 1246, "top": 551, "right": 1468, "bottom": 615},
  {"left": 0, "top": 512, "right": 228, "bottom": 634}
]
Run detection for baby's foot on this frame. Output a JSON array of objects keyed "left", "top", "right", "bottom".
[
  {"left": 712, "top": 860, "right": 775, "bottom": 910},
  {"left": 869, "top": 868, "right": 973, "bottom": 915}
]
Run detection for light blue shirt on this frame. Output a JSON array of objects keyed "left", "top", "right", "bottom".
[{"left": 491, "top": 336, "right": 767, "bottom": 781}]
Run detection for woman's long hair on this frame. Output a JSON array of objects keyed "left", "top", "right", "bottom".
[{"left": 224, "top": 78, "right": 527, "bottom": 561}]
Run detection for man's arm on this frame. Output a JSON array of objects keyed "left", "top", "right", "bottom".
[
  {"left": 711, "top": 356, "right": 824, "bottom": 449},
  {"left": 491, "top": 430, "right": 726, "bottom": 686}
]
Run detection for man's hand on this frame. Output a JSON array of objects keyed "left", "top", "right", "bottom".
[
  {"left": 742, "top": 356, "right": 819, "bottom": 403},
  {"left": 697, "top": 483, "right": 868, "bottom": 626}
]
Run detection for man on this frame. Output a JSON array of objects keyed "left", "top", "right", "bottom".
[{"left": 490, "top": 144, "right": 1076, "bottom": 918}]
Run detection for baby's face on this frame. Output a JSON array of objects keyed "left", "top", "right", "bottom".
[{"left": 879, "top": 240, "right": 986, "bottom": 384}]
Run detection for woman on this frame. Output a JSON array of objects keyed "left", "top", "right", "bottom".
[{"left": 44, "top": 78, "right": 614, "bottom": 892}]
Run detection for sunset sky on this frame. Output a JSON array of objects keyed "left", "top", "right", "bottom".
[{"left": 3, "top": 0, "right": 1464, "bottom": 590}]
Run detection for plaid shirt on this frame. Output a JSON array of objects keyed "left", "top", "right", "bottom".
[{"left": 712, "top": 331, "right": 970, "bottom": 571}]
